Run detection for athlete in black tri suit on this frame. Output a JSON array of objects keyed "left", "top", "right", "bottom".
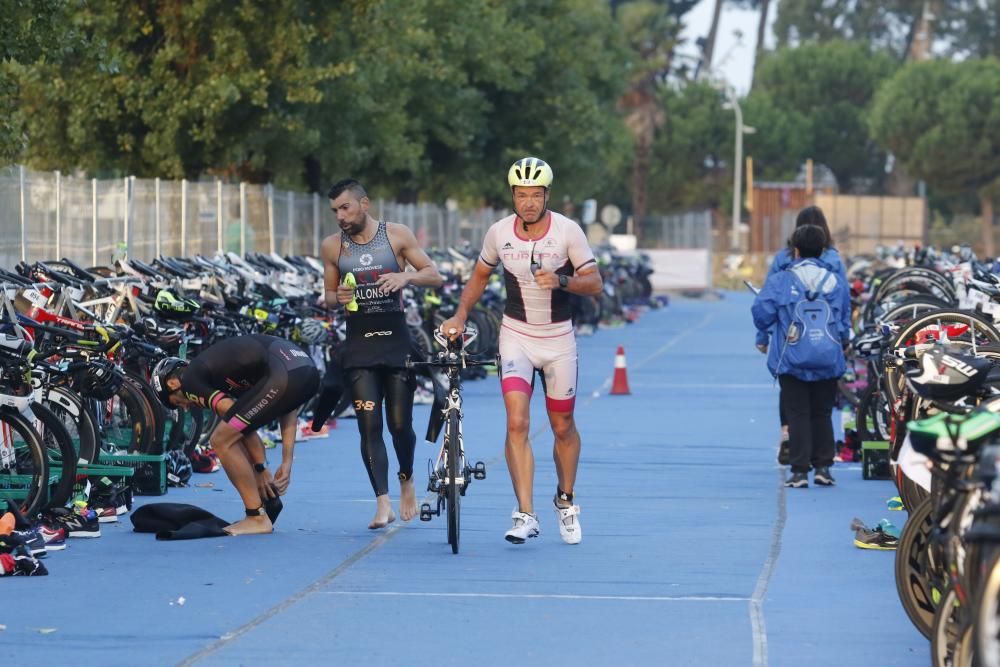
[
  {"left": 151, "top": 334, "right": 320, "bottom": 535},
  {"left": 322, "top": 178, "right": 444, "bottom": 529}
]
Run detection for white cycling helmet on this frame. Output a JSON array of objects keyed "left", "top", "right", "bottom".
[{"left": 507, "top": 157, "right": 553, "bottom": 189}]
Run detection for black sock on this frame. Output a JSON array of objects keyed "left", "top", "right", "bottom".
[{"left": 555, "top": 487, "right": 573, "bottom": 507}]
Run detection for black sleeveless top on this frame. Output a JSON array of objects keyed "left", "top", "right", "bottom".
[{"left": 337, "top": 221, "right": 411, "bottom": 368}]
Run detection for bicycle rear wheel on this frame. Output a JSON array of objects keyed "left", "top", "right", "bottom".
[
  {"left": 885, "top": 310, "right": 1000, "bottom": 405},
  {"left": 43, "top": 386, "right": 98, "bottom": 463},
  {"left": 446, "top": 409, "right": 461, "bottom": 554},
  {"left": 0, "top": 407, "right": 49, "bottom": 517},
  {"left": 977, "top": 549, "right": 1000, "bottom": 667},
  {"left": 31, "top": 402, "right": 77, "bottom": 509},
  {"left": 895, "top": 497, "right": 936, "bottom": 638},
  {"left": 97, "top": 379, "right": 153, "bottom": 454}
]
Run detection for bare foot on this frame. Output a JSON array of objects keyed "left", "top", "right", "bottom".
[
  {"left": 399, "top": 478, "right": 417, "bottom": 522},
  {"left": 369, "top": 495, "right": 396, "bottom": 529},
  {"left": 224, "top": 514, "right": 273, "bottom": 535}
]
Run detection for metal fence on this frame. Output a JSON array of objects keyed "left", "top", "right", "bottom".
[
  {"left": 0, "top": 165, "right": 503, "bottom": 268},
  {"left": 601, "top": 210, "right": 713, "bottom": 251},
  {"left": 653, "top": 210, "right": 712, "bottom": 250}
]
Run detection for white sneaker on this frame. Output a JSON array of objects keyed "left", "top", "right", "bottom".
[
  {"left": 504, "top": 511, "right": 540, "bottom": 544},
  {"left": 554, "top": 503, "right": 582, "bottom": 544}
]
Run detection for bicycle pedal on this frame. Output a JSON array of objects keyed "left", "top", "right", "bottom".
[
  {"left": 473, "top": 461, "right": 487, "bottom": 480},
  {"left": 419, "top": 503, "right": 434, "bottom": 521}
]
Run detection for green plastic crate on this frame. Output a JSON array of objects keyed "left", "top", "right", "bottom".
[
  {"left": 0, "top": 472, "right": 62, "bottom": 502},
  {"left": 97, "top": 452, "right": 168, "bottom": 495},
  {"left": 861, "top": 440, "right": 892, "bottom": 480}
]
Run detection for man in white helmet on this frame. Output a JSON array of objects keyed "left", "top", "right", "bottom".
[{"left": 440, "top": 157, "right": 603, "bottom": 545}]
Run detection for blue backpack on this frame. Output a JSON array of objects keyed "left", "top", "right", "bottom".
[{"left": 778, "top": 269, "right": 840, "bottom": 372}]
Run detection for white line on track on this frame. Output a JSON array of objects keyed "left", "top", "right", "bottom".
[
  {"left": 750, "top": 466, "right": 787, "bottom": 667},
  {"left": 320, "top": 591, "right": 749, "bottom": 602},
  {"left": 180, "top": 308, "right": 744, "bottom": 665},
  {"left": 584, "top": 309, "right": 783, "bottom": 666},
  {"left": 177, "top": 503, "right": 416, "bottom": 665},
  {"left": 628, "top": 383, "right": 774, "bottom": 389}
]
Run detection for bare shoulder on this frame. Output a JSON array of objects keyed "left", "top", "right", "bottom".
[
  {"left": 320, "top": 232, "right": 344, "bottom": 262},
  {"left": 386, "top": 222, "right": 418, "bottom": 247}
]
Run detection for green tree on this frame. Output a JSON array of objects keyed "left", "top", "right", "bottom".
[
  {"left": 12, "top": 0, "right": 348, "bottom": 183},
  {"left": 726, "top": 0, "right": 773, "bottom": 88},
  {"left": 1, "top": 0, "right": 93, "bottom": 161},
  {"left": 744, "top": 41, "right": 896, "bottom": 191},
  {"left": 310, "top": 0, "right": 630, "bottom": 204},
  {"left": 646, "top": 80, "right": 733, "bottom": 212},
  {"left": 773, "top": 0, "right": 921, "bottom": 59},
  {"left": 774, "top": 0, "right": 999, "bottom": 63},
  {"left": 11, "top": 0, "right": 631, "bottom": 204},
  {"left": 612, "top": 0, "right": 697, "bottom": 232},
  {"left": 870, "top": 58, "right": 1000, "bottom": 255},
  {"left": 935, "top": 0, "right": 1000, "bottom": 59}
]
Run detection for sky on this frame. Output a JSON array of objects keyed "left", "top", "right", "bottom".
[{"left": 678, "top": 0, "right": 780, "bottom": 94}]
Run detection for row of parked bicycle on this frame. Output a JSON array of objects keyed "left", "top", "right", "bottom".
[
  {"left": 0, "top": 241, "right": 661, "bottom": 524},
  {"left": 839, "top": 244, "right": 1000, "bottom": 666}
]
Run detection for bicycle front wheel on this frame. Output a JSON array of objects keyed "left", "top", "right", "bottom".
[{"left": 446, "top": 409, "right": 461, "bottom": 554}]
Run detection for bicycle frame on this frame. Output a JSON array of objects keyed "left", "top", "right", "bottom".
[{"left": 408, "top": 326, "right": 489, "bottom": 554}]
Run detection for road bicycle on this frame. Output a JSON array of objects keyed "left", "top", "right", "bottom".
[{"left": 407, "top": 326, "right": 489, "bottom": 554}]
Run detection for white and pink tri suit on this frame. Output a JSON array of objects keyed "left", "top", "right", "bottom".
[{"left": 479, "top": 211, "right": 596, "bottom": 412}]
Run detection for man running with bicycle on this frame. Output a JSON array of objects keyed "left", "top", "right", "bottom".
[{"left": 441, "top": 157, "right": 603, "bottom": 545}]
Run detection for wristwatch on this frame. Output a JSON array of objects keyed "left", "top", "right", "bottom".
[
  {"left": 558, "top": 274, "right": 570, "bottom": 289},
  {"left": 253, "top": 462, "right": 267, "bottom": 473}
]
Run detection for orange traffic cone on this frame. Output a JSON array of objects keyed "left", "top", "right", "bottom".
[{"left": 610, "top": 346, "right": 631, "bottom": 395}]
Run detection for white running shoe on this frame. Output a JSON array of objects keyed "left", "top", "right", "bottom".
[
  {"left": 554, "top": 503, "right": 582, "bottom": 545},
  {"left": 504, "top": 511, "right": 540, "bottom": 544}
]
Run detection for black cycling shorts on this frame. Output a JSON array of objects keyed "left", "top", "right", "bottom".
[{"left": 223, "top": 357, "right": 320, "bottom": 433}]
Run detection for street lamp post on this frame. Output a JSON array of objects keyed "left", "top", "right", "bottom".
[{"left": 723, "top": 90, "right": 755, "bottom": 252}]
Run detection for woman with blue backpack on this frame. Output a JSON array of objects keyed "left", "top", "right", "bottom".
[
  {"left": 752, "top": 224, "right": 852, "bottom": 488},
  {"left": 762, "top": 207, "right": 847, "bottom": 465}
]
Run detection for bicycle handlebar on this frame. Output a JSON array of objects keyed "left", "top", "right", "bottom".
[
  {"left": 407, "top": 354, "right": 494, "bottom": 368},
  {"left": 433, "top": 326, "right": 478, "bottom": 352}
]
